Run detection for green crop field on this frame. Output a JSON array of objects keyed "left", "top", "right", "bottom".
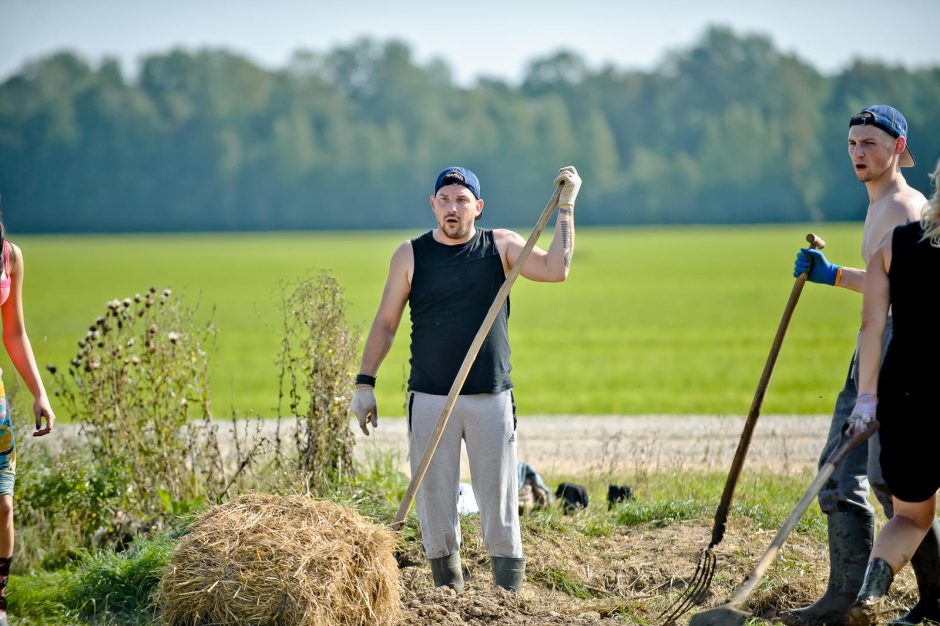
[{"left": 7, "top": 224, "right": 867, "bottom": 416}]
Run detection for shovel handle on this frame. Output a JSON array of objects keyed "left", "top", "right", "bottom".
[
  {"left": 709, "top": 232, "right": 824, "bottom": 548},
  {"left": 391, "top": 183, "right": 565, "bottom": 531}
]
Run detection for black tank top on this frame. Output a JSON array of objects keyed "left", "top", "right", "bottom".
[
  {"left": 883, "top": 221, "right": 940, "bottom": 386},
  {"left": 408, "top": 228, "right": 513, "bottom": 395}
]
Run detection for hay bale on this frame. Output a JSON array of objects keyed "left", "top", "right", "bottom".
[{"left": 160, "top": 492, "right": 401, "bottom": 625}]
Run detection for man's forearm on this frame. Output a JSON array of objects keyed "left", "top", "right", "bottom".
[
  {"left": 358, "top": 321, "right": 397, "bottom": 379},
  {"left": 544, "top": 205, "right": 575, "bottom": 279},
  {"left": 560, "top": 205, "right": 574, "bottom": 270},
  {"left": 837, "top": 266, "right": 865, "bottom": 293}
]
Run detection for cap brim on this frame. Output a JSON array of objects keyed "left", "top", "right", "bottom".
[{"left": 901, "top": 145, "right": 915, "bottom": 168}]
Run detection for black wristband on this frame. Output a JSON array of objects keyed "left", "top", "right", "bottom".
[{"left": 355, "top": 374, "right": 376, "bottom": 387}]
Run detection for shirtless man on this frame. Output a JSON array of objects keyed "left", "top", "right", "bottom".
[
  {"left": 349, "top": 165, "right": 580, "bottom": 593},
  {"left": 781, "top": 105, "right": 938, "bottom": 626}
]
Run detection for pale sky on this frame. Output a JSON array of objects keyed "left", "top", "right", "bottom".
[{"left": 2, "top": 0, "right": 939, "bottom": 84}]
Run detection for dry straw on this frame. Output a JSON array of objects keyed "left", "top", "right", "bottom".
[{"left": 160, "top": 493, "right": 401, "bottom": 625}]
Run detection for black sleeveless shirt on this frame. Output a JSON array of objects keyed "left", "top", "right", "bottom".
[
  {"left": 882, "top": 221, "right": 940, "bottom": 388},
  {"left": 408, "top": 228, "right": 513, "bottom": 395}
]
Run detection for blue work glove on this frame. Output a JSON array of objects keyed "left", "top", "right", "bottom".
[{"left": 793, "top": 248, "right": 840, "bottom": 285}]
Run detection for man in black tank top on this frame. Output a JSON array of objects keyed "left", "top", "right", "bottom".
[{"left": 349, "top": 165, "right": 581, "bottom": 593}]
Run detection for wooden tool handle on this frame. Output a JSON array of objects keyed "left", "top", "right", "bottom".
[
  {"left": 806, "top": 233, "right": 825, "bottom": 250},
  {"left": 708, "top": 232, "right": 824, "bottom": 548},
  {"left": 391, "top": 183, "right": 565, "bottom": 531}
]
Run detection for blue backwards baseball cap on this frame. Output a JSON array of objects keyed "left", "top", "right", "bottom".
[
  {"left": 434, "top": 166, "right": 481, "bottom": 199},
  {"left": 849, "top": 105, "right": 915, "bottom": 168}
]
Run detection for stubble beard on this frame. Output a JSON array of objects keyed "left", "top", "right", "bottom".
[
  {"left": 442, "top": 220, "right": 471, "bottom": 240},
  {"left": 857, "top": 162, "right": 890, "bottom": 184}
]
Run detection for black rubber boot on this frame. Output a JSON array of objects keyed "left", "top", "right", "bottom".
[
  {"left": 429, "top": 553, "right": 464, "bottom": 593},
  {"left": 491, "top": 556, "right": 526, "bottom": 592},
  {"left": 780, "top": 509, "right": 875, "bottom": 626},
  {"left": 890, "top": 520, "right": 940, "bottom": 626},
  {"left": 846, "top": 558, "right": 895, "bottom": 626},
  {"left": 0, "top": 555, "right": 10, "bottom": 626}
]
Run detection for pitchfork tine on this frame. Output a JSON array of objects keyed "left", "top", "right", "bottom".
[
  {"left": 658, "top": 548, "right": 716, "bottom": 624},
  {"left": 658, "top": 547, "right": 717, "bottom": 624}
]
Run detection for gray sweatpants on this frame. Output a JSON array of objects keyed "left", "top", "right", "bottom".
[
  {"left": 408, "top": 390, "right": 522, "bottom": 560},
  {"left": 817, "top": 318, "right": 894, "bottom": 516}
]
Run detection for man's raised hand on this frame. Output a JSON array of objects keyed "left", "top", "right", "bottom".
[{"left": 555, "top": 166, "right": 582, "bottom": 208}]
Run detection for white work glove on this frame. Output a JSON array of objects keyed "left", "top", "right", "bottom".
[
  {"left": 349, "top": 387, "right": 378, "bottom": 436},
  {"left": 846, "top": 393, "right": 877, "bottom": 437},
  {"left": 554, "top": 165, "right": 582, "bottom": 208}
]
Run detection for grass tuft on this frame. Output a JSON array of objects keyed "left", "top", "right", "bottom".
[
  {"left": 529, "top": 566, "right": 594, "bottom": 600},
  {"left": 9, "top": 532, "right": 175, "bottom": 624}
]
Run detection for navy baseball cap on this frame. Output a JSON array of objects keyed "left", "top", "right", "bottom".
[
  {"left": 434, "top": 166, "right": 481, "bottom": 199},
  {"left": 849, "top": 105, "right": 915, "bottom": 168}
]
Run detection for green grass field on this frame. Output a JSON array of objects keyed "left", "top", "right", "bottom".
[{"left": 8, "top": 223, "right": 866, "bottom": 416}]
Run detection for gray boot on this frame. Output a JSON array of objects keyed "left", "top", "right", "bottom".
[
  {"left": 890, "top": 520, "right": 940, "bottom": 626},
  {"left": 780, "top": 509, "right": 875, "bottom": 626},
  {"left": 846, "top": 558, "right": 895, "bottom": 626},
  {"left": 429, "top": 553, "right": 464, "bottom": 593},
  {"left": 491, "top": 556, "right": 526, "bottom": 592}
]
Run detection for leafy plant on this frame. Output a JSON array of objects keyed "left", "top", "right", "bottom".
[
  {"left": 277, "top": 272, "right": 359, "bottom": 493},
  {"left": 54, "top": 288, "right": 222, "bottom": 510}
]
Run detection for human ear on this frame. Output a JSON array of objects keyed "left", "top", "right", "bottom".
[{"left": 895, "top": 136, "right": 907, "bottom": 156}]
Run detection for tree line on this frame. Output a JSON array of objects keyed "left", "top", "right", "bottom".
[{"left": 2, "top": 26, "right": 939, "bottom": 233}]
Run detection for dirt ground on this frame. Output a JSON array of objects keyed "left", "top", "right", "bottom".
[
  {"left": 392, "top": 516, "right": 918, "bottom": 626},
  {"left": 374, "top": 414, "right": 918, "bottom": 626}
]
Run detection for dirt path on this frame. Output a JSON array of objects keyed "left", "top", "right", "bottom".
[
  {"left": 355, "top": 414, "right": 832, "bottom": 479},
  {"left": 29, "top": 414, "right": 831, "bottom": 478}
]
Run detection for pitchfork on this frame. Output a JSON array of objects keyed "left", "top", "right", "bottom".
[{"left": 658, "top": 233, "right": 825, "bottom": 625}]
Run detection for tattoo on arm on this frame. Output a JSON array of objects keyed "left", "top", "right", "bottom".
[{"left": 560, "top": 218, "right": 571, "bottom": 268}]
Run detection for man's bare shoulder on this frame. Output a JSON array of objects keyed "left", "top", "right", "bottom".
[
  {"left": 385, "top": 240, "right": 414, "bottom": 277},
  {"left": 864, "top": 187, "right": 926, "bottom": 259},
  {"left": 390, "top": 239, "right": 414, "bottom": 264},
  {"left": 384, "top": 240, "right": 415, "bottom": 288},
  {"left": 492, "top": 228, "right": 527, "bottom": 246},
  {"left": 491, "top": 228, "right": 519, "bottom": 241},
  {"left": 879, "top": 186, "right": 928, "bottom": 222}
]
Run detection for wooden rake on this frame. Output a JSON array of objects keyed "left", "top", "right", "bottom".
[
  {"left": 391, "top": 182, "right": 565, "bottom": 531},
  {"left": 658, "top": 232, "right": 826, "bottom": 624}
]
